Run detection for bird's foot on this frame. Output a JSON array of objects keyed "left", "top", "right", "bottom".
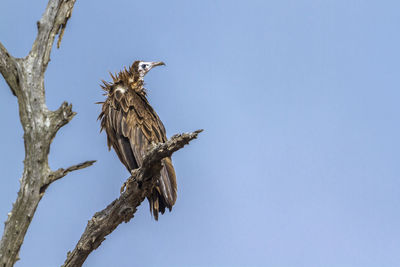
[
  {"left": 120, "top": 181, "right": 127, "bottom": 193},
  {"left": 121, "top": 170, "right": 139, "bottom": 193}
]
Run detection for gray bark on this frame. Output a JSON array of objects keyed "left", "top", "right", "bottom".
[{"left": 0, "top": 1, "right": 95, "bottom": 266}]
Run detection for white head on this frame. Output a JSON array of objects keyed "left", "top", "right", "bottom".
[{"left": 136, "top": 61, "right": 165, "bottom": 79}]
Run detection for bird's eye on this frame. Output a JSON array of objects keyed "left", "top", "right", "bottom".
[{"left": 141, "top": 64, "right": 147, "bottom": 69}]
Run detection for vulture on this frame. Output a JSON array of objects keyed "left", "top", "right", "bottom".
[{"left": 98, "top": 61, "right": 176, "bottom": 220}]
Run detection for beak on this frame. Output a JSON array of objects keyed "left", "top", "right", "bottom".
[{"left": 150, "top": 61, "right": 165, "bottom": 68}]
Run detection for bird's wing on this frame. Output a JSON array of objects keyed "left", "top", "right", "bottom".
[
  {"left": 123, "top": 92, "right": 166, "bottom": 162},
  {"left": 126, "top": 93, "right": 177, "bottom": 218},
  {"left": 102, "top": 90, "right": 177, "bottom": 219},
  {"left": 102, "top": 97, "right": 139, "bottom": 172}
]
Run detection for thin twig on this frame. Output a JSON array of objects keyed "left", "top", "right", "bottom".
[
  {"left": 39, "top": 161, "right": 97, "bottom": 195},
  {"left": 49, "top": 161, "right": 97, "bottom": 184}
]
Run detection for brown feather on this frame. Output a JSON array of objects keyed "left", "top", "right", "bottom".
[{"left": 98, "top": 61, "right": 177, "bottom": 220}]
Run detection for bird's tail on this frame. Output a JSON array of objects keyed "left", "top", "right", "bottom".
[{"left": 148, "top": 157, "right": 177, "bottom": 220}]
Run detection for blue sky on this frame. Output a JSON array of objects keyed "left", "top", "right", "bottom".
[{"left": 1, "top": 0, "right": 400, "bottom": 266}]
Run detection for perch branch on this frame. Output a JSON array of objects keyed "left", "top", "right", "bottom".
[{"left": 62, "top": 130, "right": 202, "bottom": 267}]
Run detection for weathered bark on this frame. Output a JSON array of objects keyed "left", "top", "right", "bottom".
[
  {"left": 62, "top": 130, "right": 202, "bottom": 267},
  {"left": 0, "top": 1, "right": 95, "bottom": 266},
  {"left": 0, "top": 43, "right": 19, "bottom": 96}
]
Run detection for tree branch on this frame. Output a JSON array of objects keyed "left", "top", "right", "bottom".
[
  {"left": 47, "top": 101, "right": 77, "bottom": 142},
  {"left": 40, "top": 160, "right": 97, "bottom": 195},
  {"left": 62, "top": 130, "right": 202, "bottom": 267},
  {"left": 0, "top": 42, "right": 20, "bottom": 96},
  {"left": 31, "top": 0, "right": 76, "bottom": 72},
  {"left": 48, "top": 161, "right": 97, "bottom": 184}
]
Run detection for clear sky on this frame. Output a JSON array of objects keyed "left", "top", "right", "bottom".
[{"left": 1, "top": 1, "right": 400, "bottom": 266}]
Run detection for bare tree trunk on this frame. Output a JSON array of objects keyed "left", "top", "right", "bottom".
[{"left": 0, "top": 1, "right": 94, "bottom": 266}]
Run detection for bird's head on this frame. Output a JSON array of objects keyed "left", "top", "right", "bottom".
[
  {"left": 131, "top": 60, "right": 165, "bottom": 80},
  {"left": 101, "top": 60, "right": 165, "bottom": 96}
]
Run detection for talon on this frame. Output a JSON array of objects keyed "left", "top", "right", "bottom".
[{"left": 120, "top": 182, "right": 127, "bottom": 193}]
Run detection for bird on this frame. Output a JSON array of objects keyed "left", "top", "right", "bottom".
[{"left": 98, "top": 60, "right": 177, "bottom": 220}]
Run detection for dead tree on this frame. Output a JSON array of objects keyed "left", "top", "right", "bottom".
[{"left": 0, "top": 1, "right": 201, "bottom": 266}]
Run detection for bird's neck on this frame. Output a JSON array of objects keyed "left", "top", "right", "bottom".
[{"left": 128, "top": 79, "right": 146, "bottom": 96}]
